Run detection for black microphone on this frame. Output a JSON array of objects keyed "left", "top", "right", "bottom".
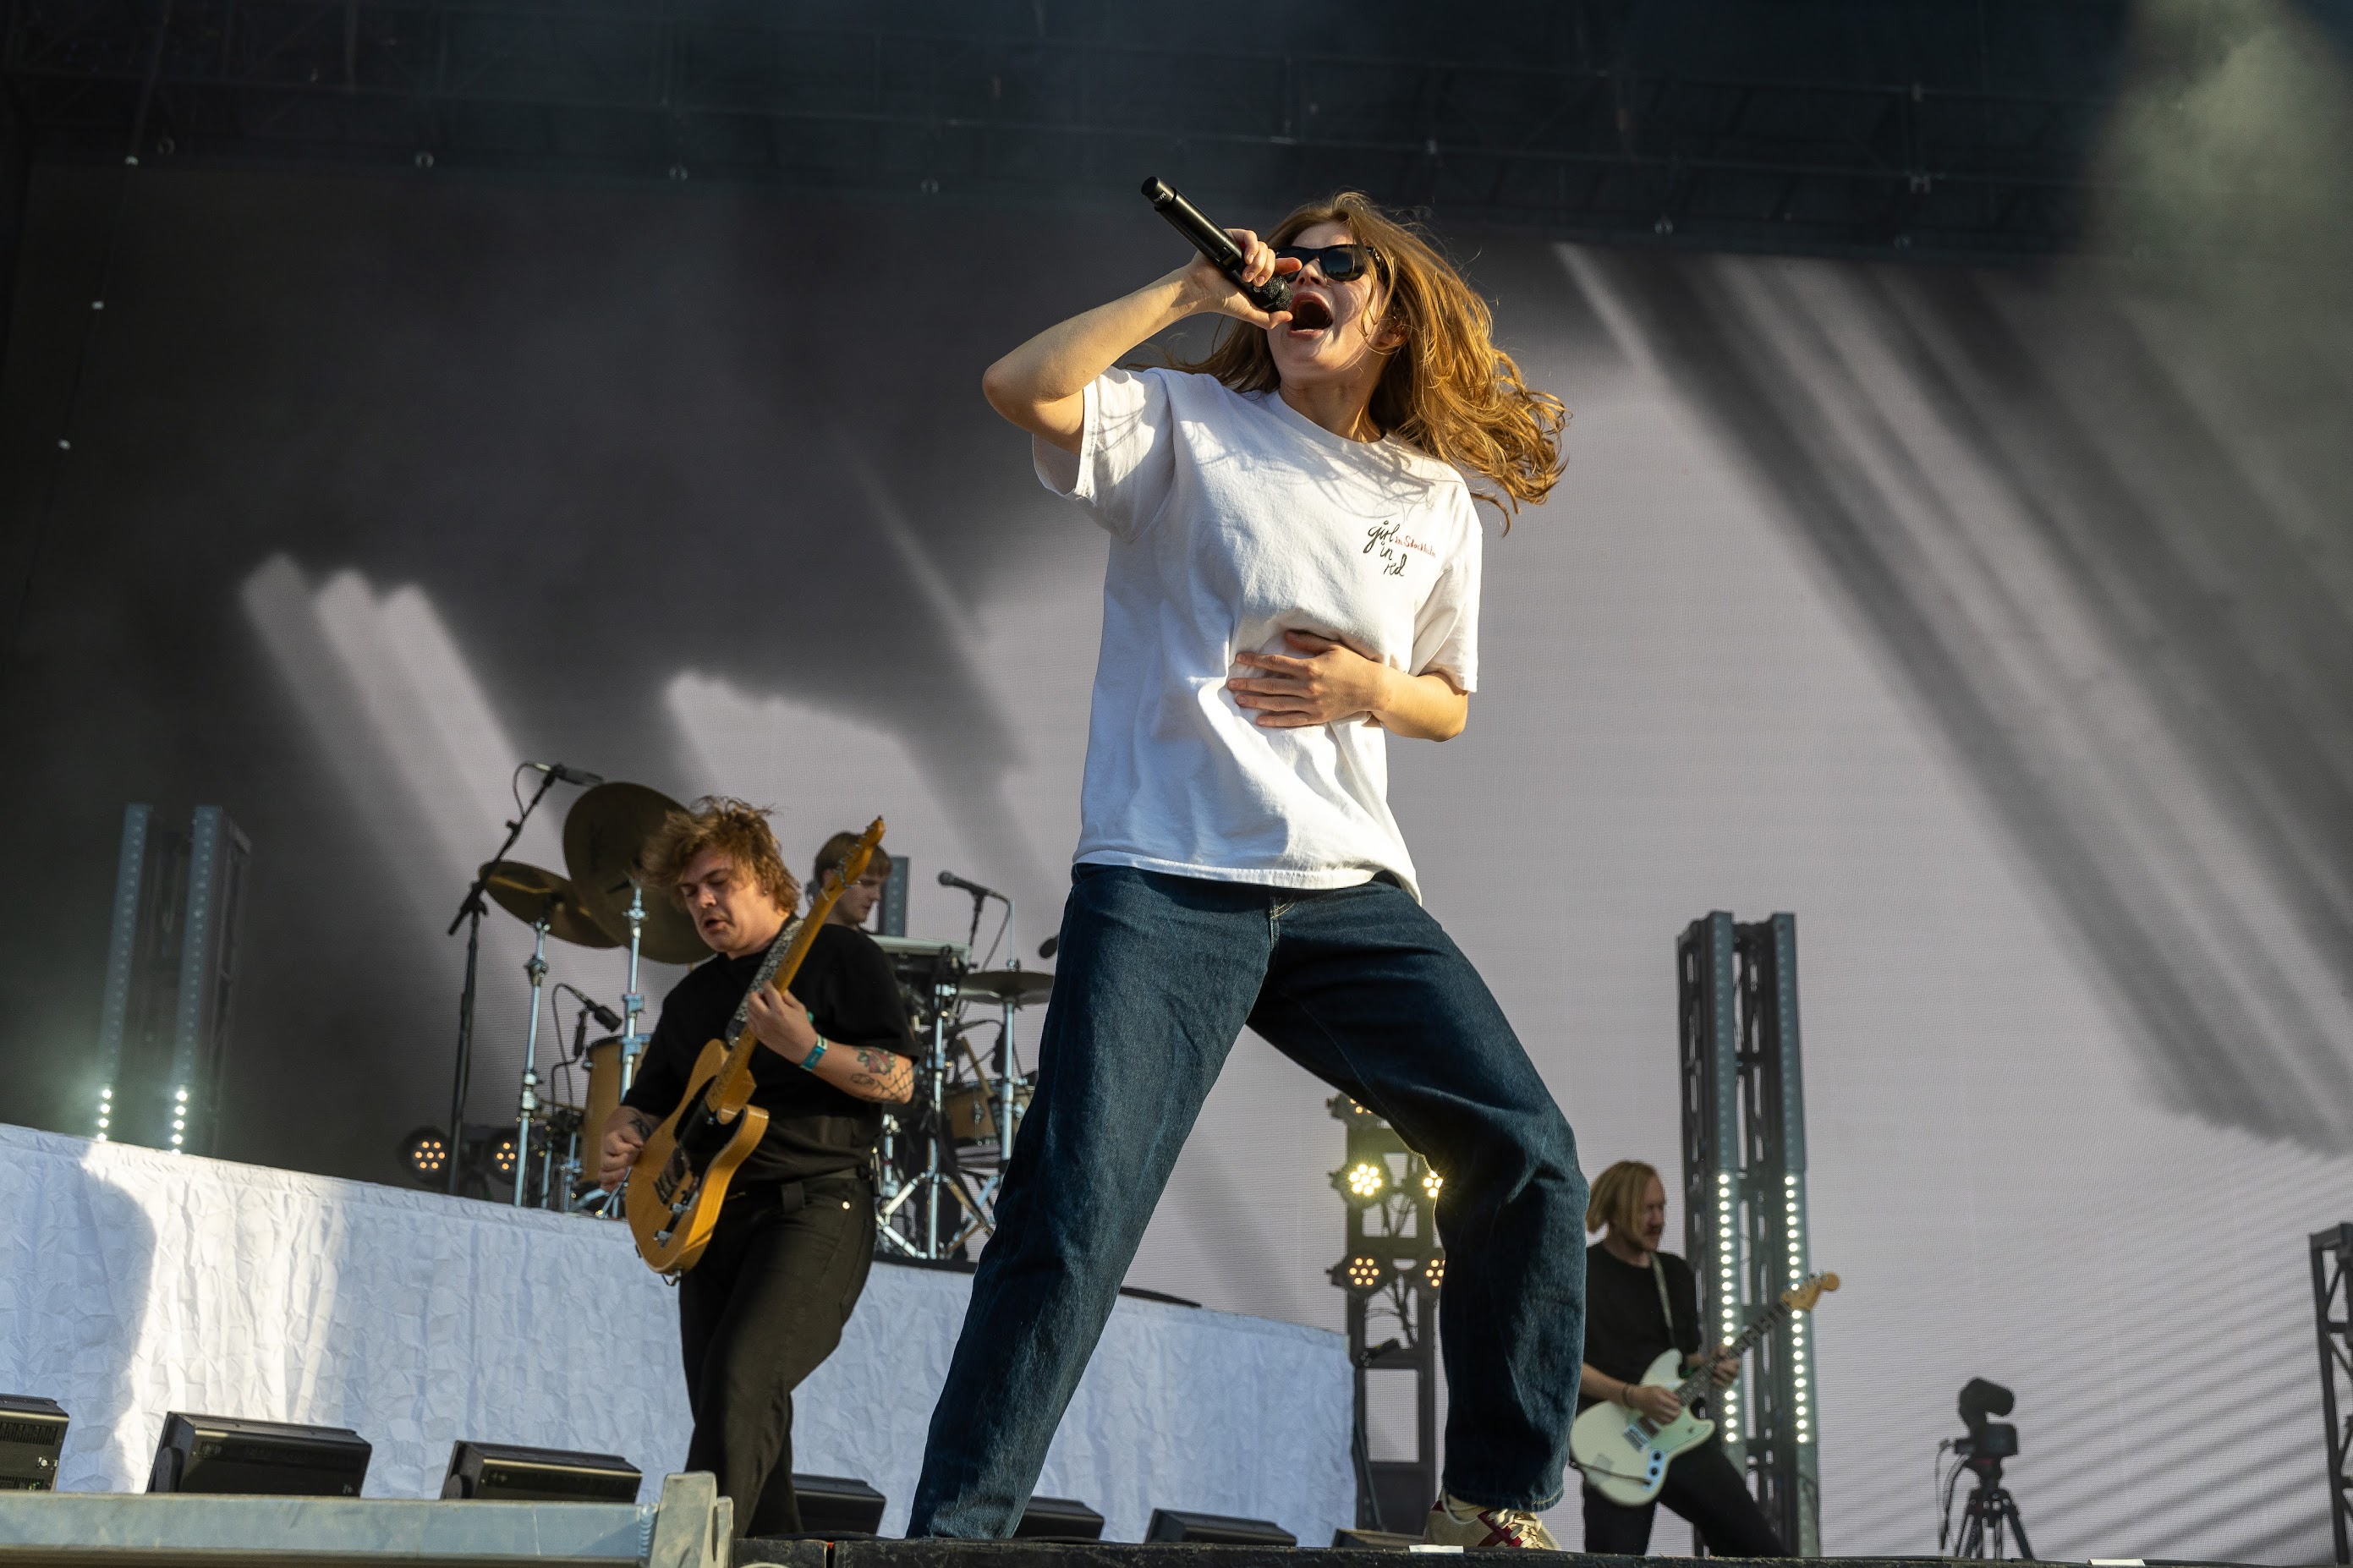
[
  {"left": 526, "top": 760, "right": 605, "bottom": 787},
  {"left": 558, "top": 984, "right": 623, "bottom": 1031},
  {"left": 937, "top": 869, "right": 1005, "bottom": 902},
  {"left": 1143, "top": 176, "right": 1292, "bottom": 315},
  {"left": 1038, "top": 935, "right": 1060, "bottom": 960}
]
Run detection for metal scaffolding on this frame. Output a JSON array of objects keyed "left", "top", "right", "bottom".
[
  {"left": 0, "top": 0, "right": 2185, "bottom": 261},
  {"left": 1678, "top": 910, "right": 1818, "bottom": 1553},
  {"left": 2315, "top": 1222, "right": 2353, "bottom": 1565},
  {"left": 1328, "top": 1093, "right": 1442, "bottom": 1535}
]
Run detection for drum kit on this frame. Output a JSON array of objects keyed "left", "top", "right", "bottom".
[
  {"left": 869, "top": 938, "right": 1052, "bottom": 1260},
  {"left": 452, "top": 771, "right": 1050, "bottom": 1257}
]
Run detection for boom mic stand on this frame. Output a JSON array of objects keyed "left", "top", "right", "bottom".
[{"left": 443, "top": 768, "right": 560, "bottom": 1197}]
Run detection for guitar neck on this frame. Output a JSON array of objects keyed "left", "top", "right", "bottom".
[
  {"left": 708, "top": 874, "right": 857, "bottom": 1106},
  {"left": 1671, "top": 1297, "right": 1792, "bottom": 1402}
]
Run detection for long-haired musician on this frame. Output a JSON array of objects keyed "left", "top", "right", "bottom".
[
  {"left": 908, "top": 192, "right": 1585, "bottom": 1549},
  {"left": 1580, "top": 1160, "right": 1785, "bottom": 1556},
  {"left": 596, "top": 798, "right": 914, "bottom": 1537}
]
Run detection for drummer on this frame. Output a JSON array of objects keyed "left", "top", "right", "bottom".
[{"left": 814, "top": 831, "right": 892, "bottom": 930}]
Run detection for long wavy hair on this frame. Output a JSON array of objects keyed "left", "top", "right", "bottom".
[{"left": 1166, "top": 191, "right": 1566, "bottom": 523}]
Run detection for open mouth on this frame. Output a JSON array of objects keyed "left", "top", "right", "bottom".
[{"left": 1287, "top": 293, "right": 1334, "bottom": 332}]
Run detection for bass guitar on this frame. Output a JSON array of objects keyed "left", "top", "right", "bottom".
[
  {"left": 1570, "top": 1270, "right": 1838, "bottom": 1505},
  {"left": 623, "top": 818, "right": 885, "bottom": 1275}
]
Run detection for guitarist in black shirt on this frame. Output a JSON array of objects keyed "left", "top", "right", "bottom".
[
  {"left": 1577, "top": 1160, "right": 1785, "bottom": 1557},
  {"left": 597, "top": 798, "right": 916, "bottom": 1537}
]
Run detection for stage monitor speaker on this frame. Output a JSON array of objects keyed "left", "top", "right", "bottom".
[
  {"left": 147, "top": 1412, "right": 370, "bottom": 1496},
  {"left": 791, "top": 1472, "right": 886, "bottom": 1536},
  {"left": 1015, "top": 1494, "right": 1106, "bottom": 1540},
  {"left": 441, "top": 1440, "right": 640, "bottom": 1502},
  {"left": 1146, "top": 1508, "right": 1297, "bottom": 1546},
  {"left": 0, "top": 1395, "right": 69, "bottom": 1492}
]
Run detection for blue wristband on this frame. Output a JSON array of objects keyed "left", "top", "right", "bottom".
[{"left": 801, "top": 1037, "right": 828, "bottom": 1072}]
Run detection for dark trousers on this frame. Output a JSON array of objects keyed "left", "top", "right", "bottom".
[
  {"left": 908, "top": 865, "right": 1588, "bottom": 1538},
  {"left": 1582, "top": 1439, "right": 1788, "bottom": 1557},
  {"left": 677, "top": 1171, "right": 875, "bottom": 1538}
]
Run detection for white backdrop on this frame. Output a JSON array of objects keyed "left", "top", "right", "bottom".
[{"left": 0, "top": 1125, "right": 1352, "bottom": 1543}]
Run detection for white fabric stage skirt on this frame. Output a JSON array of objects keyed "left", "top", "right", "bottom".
[{"left": 0, "top": 1126, "right": 1353, "bottom": 1543}]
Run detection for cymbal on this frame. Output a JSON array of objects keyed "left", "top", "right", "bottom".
[
  {"left": 959, "top": 968, "right": 1055, "bottom": 1006},
  {"left": 562, "top": 782, "right": 706, "bottom": 965},
  {"left": 479, "top": 861, "right": 618, "bottom": 949}
]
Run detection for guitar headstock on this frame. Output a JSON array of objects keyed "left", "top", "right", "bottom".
[
  {"left": 1780, "top": 1272, "right": 1840, "bottom": 1313},
  {"left": 824, "top": 818, "right": 887, "bottom": 896}
]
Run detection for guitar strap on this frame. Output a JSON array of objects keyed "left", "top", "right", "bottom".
[
  {"left": 723, "top": 916, "right": 808, "bottom": 1044},
  {"left": 1649, "top": 1254, "right": 1676, "bottom": 1340}
]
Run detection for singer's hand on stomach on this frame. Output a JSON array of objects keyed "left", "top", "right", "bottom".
[
  {"left": 1227, "top": 630, "right": 1383, "bottom": 727},
  {"left": 747, "top": 982, "right": 820, "bottom": 1062}
]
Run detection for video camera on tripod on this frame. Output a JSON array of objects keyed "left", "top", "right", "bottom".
[{"left": 1940, "top": 1378, "right": 2034, "bottom": 1560}]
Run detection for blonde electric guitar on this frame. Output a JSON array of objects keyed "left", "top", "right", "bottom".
[
  {"left": 623, "top": 819, "right": 885, "bottom": 1276},
  {"left": 1570, "top": 1270, "right": 1839, "bottom": 1505}
]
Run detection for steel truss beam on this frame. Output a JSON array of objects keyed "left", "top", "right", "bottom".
[
  {"left": 2, "top": 0, "right": 2158, "bottom": 259},
  {"left": 1680, "top": 910, "right": 1819, "bottom": 1551},
  {"left": 2316, "top": 1222, "right": 2353, "bottom": 1565}
]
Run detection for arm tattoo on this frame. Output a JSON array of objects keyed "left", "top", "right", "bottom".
[{"left": 836, "top": 1046, "right": 914, "bottom": 1104}]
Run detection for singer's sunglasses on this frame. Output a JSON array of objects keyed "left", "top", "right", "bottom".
[{"left": 1275, "top": 243, "right": 1380, "bottom": 282}]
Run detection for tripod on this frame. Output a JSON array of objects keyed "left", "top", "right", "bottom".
[{"left": 1950, "top": 1455, "right": 2035, "bottom": 1560}]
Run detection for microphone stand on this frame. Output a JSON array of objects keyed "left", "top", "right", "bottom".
[{"left": 442, "top": 767, "right": 560, "bottom": 1197}]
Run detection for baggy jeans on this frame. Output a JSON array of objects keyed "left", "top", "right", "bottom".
[{"left": 908, "top": 866, "right": 1587, "bottom": 1536}]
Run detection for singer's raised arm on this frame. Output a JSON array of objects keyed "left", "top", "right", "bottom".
[{"left": 979, "top": 231, "right": 1297, "bottom": 453}]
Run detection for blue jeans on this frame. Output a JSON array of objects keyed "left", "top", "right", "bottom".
[{"left": 908, "top": 866, "right": 1587, "bottom": 1536}]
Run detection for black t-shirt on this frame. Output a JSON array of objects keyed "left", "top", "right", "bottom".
[
  {"left": 1582, "top": 1244, "right": 1703, "bottom": 1408},
  {"left": 621, "top": 923, "right": 915, "bottom": 1187}
]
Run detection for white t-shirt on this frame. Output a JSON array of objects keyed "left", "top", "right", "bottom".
[{"left": 1034, "top": 365, "right": 1483, "bottom": 901}]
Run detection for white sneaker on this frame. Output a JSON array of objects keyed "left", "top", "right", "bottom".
[{"left": 1423, "top": 1492, "right": 1562, "bottom": 1549}]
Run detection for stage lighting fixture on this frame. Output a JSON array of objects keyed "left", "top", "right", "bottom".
[
  {"left": 1330, "top": 1253, "right": 1385, "bottom": 1295},
  {"left": 489, "top": 1131, "right": 518, "bottom": 1179},
  {"left": 398, "top": 1127, "right": 449, "bottom": 1184},
  {"left": 791, "top": 1472, "right": 886, "bottom": 1536},
  {"left": 442, "top": 1440, "right": 639, "bottom": 1502},
  {"left": 148, "top": 1413, "right": 370, "bottom": 1496},
  {"left": 94, "top": 1085, "right": 112, "bottom": 1142},
  {"left": 1420, "top": 1167, "right": 1443, "bottom": 1200},
  {"left": 1334, "top": 1159, "right": 1387, "bottom": 1203},
  {"left": 1014, "top": 1494, "right": 1106, "bottom": 1540},
  {"left": 1422, "top": 1255, "right": 1445, "bottom": 1291},
  {"left": 1146, "top": 1507, "right": 1297, "bottom": 1545},
  {"left": 0, "top": 1395, "right": 69, "bottom": 1491}
]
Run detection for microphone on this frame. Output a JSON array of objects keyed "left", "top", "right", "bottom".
[
  {"left": 1038, "top": 935, "right": 1060, "bottom": 960},
  {"left": 1143, "top": 177, "right": 1292, "bottom": 315},
  {"left": 526, "top": 761, "right": 605, "bottom": 787},
  {"left": 937, "top": 869, "right": 1006, "bottom": 902},
  {"left": 579, "top": 996, "right": 623, "bottom": 1031}
]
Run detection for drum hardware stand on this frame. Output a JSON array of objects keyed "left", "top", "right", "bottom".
[
  {"left": 991, "top": 960, "right": 1020, "bottom": 1194},
  {"left": 444, "top": 767, "right": 562, "bottom": 1196},
  {"left": 877, "top": 970, "right": 985, "bottom": 1258},
  {"left": 619, "top": 886, "right": 649, "bottom": 1092},
  {"left": 514, "top": 917, "right": 551, "bottom": 1209}
]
